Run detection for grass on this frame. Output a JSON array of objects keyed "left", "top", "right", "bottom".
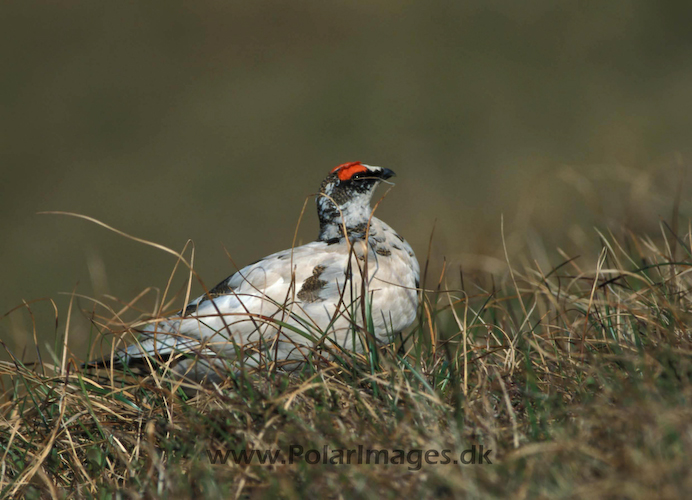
[{"left": 2, "top": 218, "right": 692, "bottom": 499}]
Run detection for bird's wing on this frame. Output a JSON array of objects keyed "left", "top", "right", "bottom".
[{"left": 121, "top": 241, "right": 348, "bottom": 359}]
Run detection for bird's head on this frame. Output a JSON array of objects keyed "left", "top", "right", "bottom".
[
  {"left": 317, "top": 162, "right": 396, "bottom": 239},
  {"left": 318, "top": 162, "right": 395, "bottom": 207}
]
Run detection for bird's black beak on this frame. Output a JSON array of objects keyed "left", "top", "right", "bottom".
[{"left": 380, "top": 168, "right": 396, "bottom": 180}]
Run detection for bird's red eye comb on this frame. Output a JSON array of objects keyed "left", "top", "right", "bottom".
[{"left": 331, "top": 161, "right": 368, "bottom": 181}]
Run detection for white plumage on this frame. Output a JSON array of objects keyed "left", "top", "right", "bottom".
[{"left": 116, "top": 162, "right": 419, "bottom": 382}]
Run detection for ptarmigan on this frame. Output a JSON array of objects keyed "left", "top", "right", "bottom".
[{"left": 112, "top": 162, "right": 419, "bottom": 383}]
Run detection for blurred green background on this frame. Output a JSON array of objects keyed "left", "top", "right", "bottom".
[{"left": 2, "top": 1, "right": 692, "bottom": 359}]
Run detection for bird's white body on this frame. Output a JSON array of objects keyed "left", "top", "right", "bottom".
[{"left": 118, "top": 163, "right": 419, "bottom": 382}]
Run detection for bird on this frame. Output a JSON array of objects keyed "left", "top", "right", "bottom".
[{"left": 108, "top": 162, "right": 420, "bottom": 384}]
